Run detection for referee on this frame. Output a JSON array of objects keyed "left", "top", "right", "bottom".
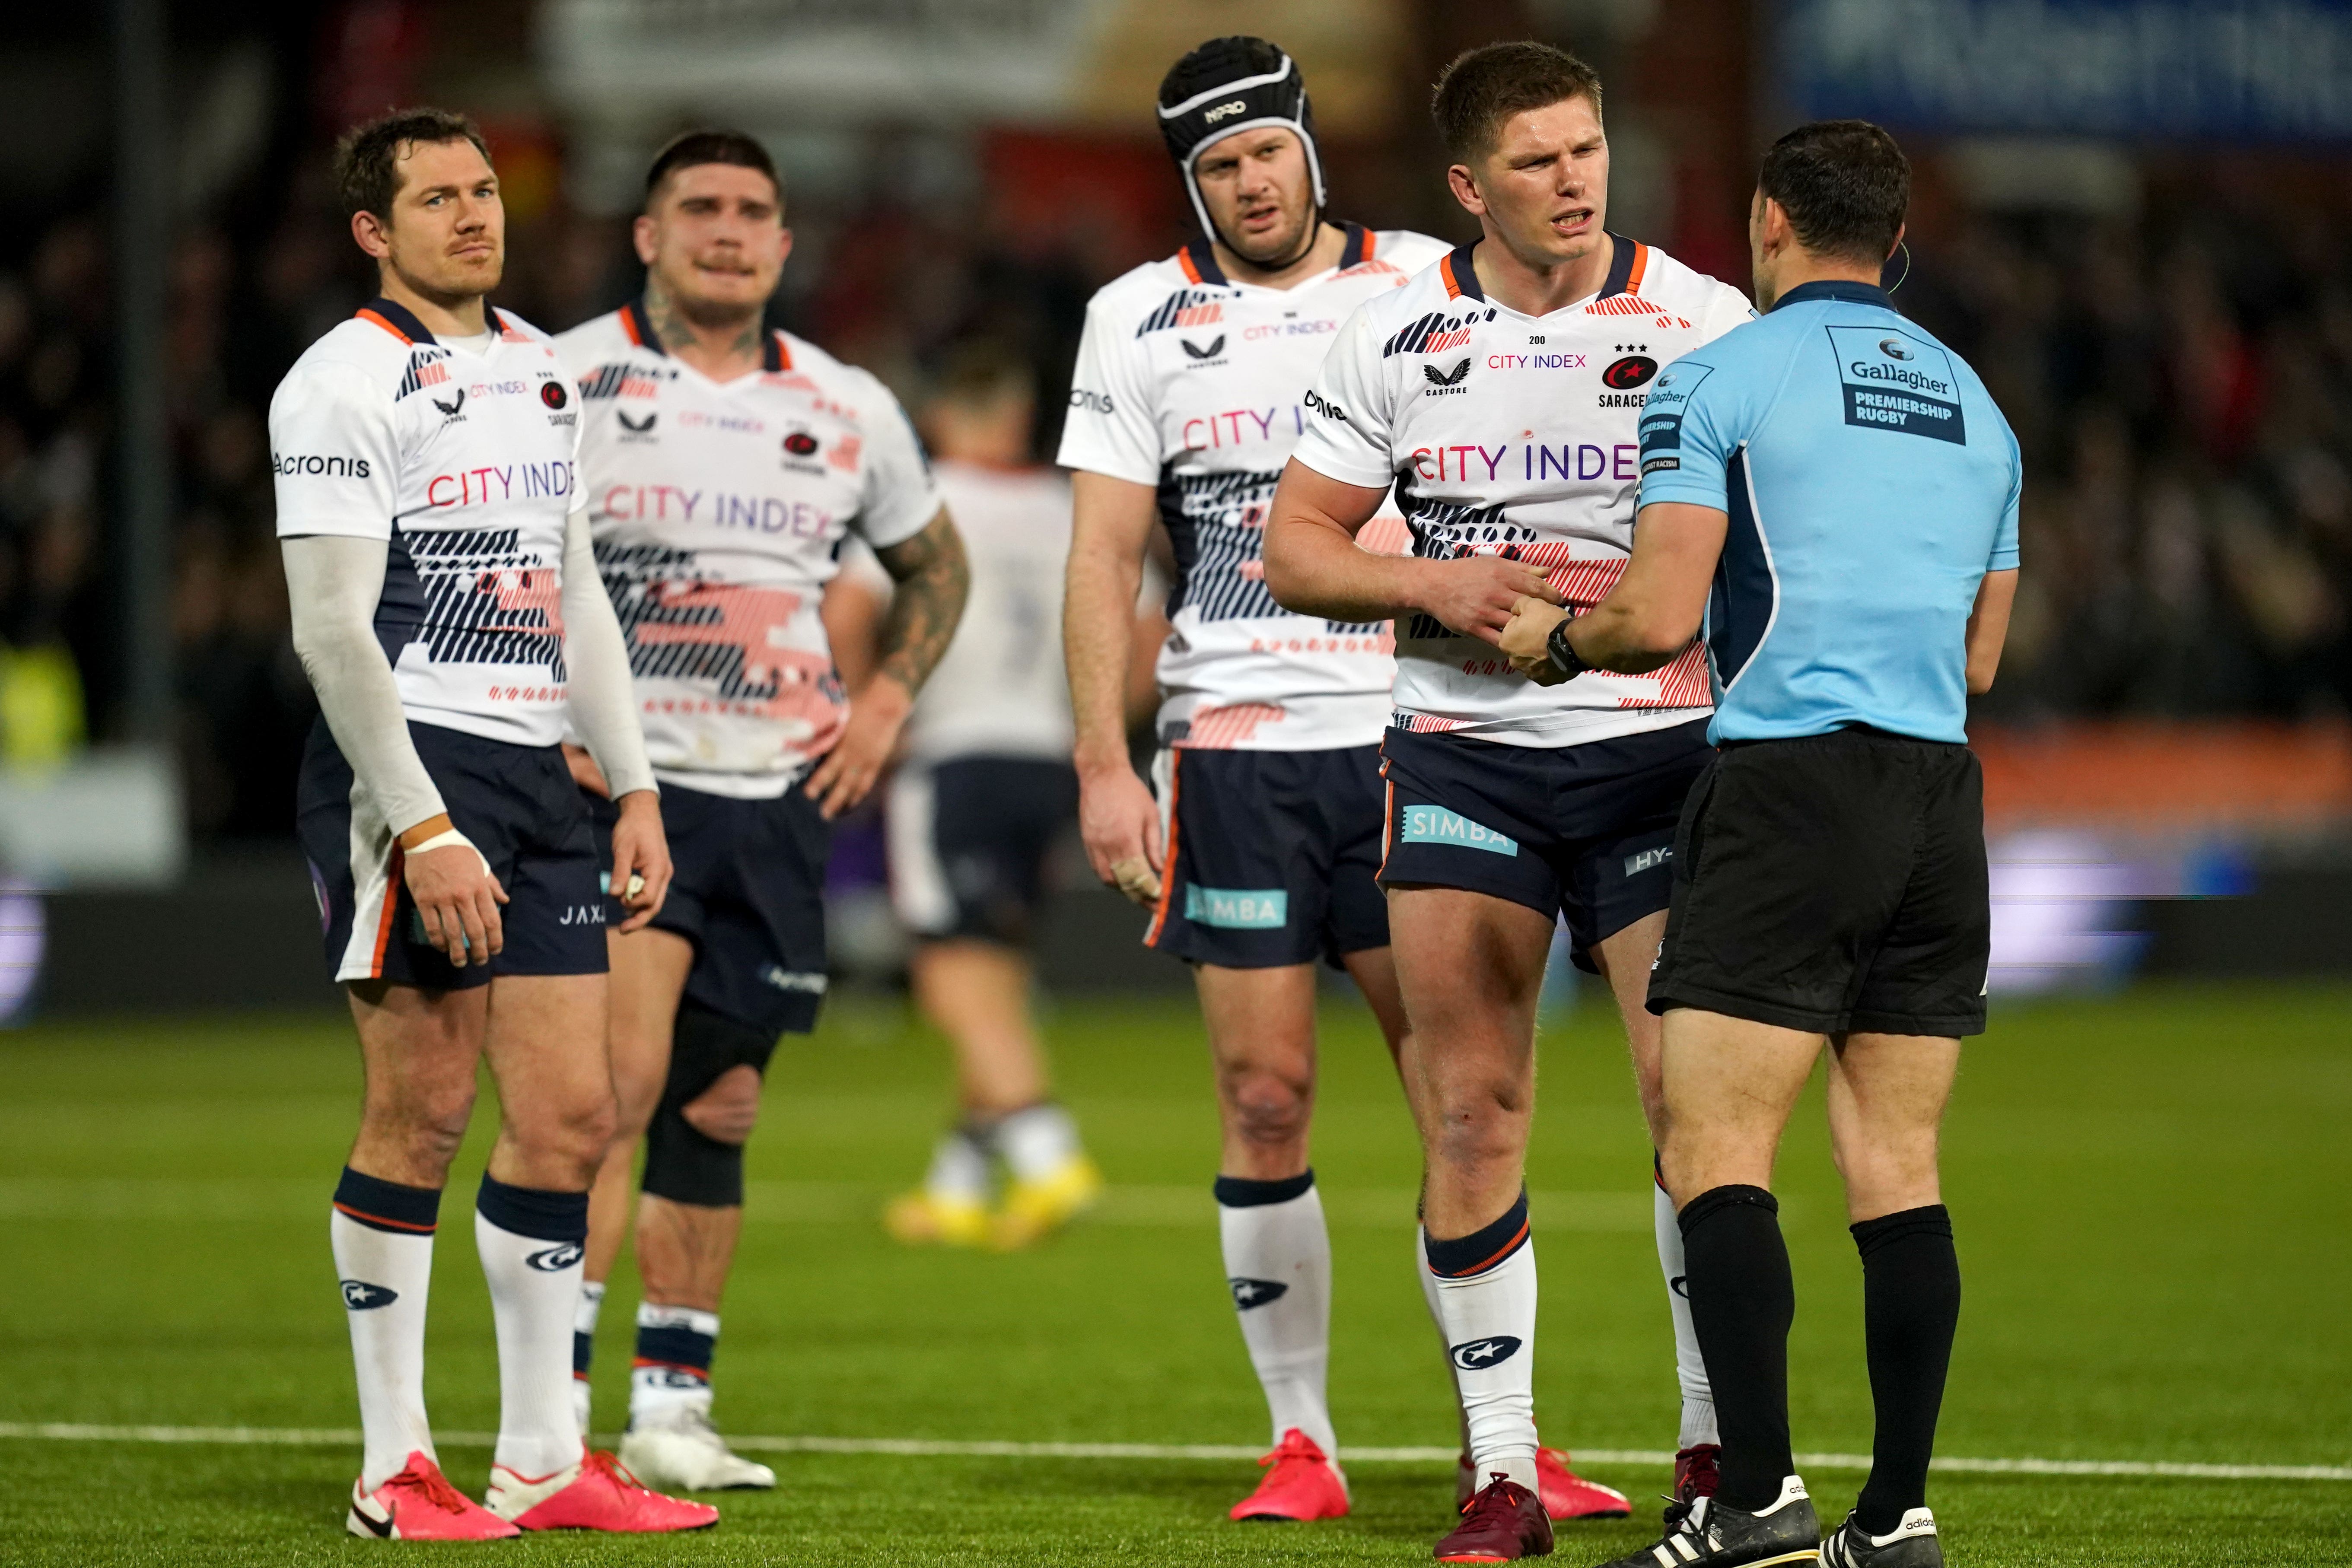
[{"left": 1501, "top": 120, "right": 2018, "bottom": 1568}]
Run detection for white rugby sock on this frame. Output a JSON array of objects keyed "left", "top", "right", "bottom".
[
  {"left": 630, "top": 1303, "right": 719, "bottom": 1424},
  {"left": 1216, "top": 1172, "right": 1337, "bottom": 1458},
  {"left": 1425, "top": 1192, "right": 1539, "bottom": 1491},
  {"left": 331, "top": 1168, "right": 441, "bottom": 1492},
  {"left": 1415, "top": 1225, "right": 1476, "bottom": 1452},
  {"left": 572, "top": 1280, "right": 605, "bottom": 1435},
  {"left": 923, "top": 1124, "right": 993, "bottom": 1202},
  {"left": 1655, "top": 1172, "right": 1720, "bottom": 1448},
  {"left": 995, "top": 1102, "right": 1082, "bottom": 1182},
  {"left": 475, "top": 1176, "right": 589, "bottom": 1480}
]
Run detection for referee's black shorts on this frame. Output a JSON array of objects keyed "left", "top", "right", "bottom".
[{"left": 1646, "top": 726, "right": 1989, "bottom": 1038}]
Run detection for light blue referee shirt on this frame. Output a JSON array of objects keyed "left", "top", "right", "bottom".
[{"left": 1635, "top": 279, "right": 2021, "bottom": 746}]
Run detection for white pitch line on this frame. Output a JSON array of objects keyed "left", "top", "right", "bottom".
[{"left": 0, "top": 1423, "right": 2344, "bottom": 1482}]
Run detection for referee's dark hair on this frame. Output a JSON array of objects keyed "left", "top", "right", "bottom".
[
  {"left": 1757, "top": 120, "right": 1910, "bottom": 266},
  {"left": 1431, "top": 41, "right": 1604, "bottom": 162},
  {"left": 333, "top": 108, "right": 493, "bottom": 222},
  {"left": 644, "top": 129, "right": 782, "bottom": 210}
]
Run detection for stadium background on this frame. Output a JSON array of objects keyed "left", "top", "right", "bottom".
[{"left": 0, "top": 2, "right": 2346, "bottom": 1563}]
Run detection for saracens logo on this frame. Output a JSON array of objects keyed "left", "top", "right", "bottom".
[
  {"left": 341, "top": 1280, "right": 398, "bottom": 1310},
  {"left": 783, "top": 431, "right": 820, "bottom": 457},
  {"left": 1601, "top": 353, "right": 1658, "bottom": 389},
  {"left": 1449, "top": 1335, "right": 1523, "bottom": 1371},
  {"left": 540, "top": 380, "right": 569, "bottom": 409},
  {"left": 525, "top": 1243, "right": 585, "bottom": 1272},
  {"left": 1229, "top": 1277, "right": 1289, "bottom": 1310}
]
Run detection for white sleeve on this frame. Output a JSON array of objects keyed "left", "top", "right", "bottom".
[
  {"left": 281, "top": 534, "right": 446, "bottom": 836},
  {"left": 559, "top": 508, "right": 656, "bottom": 798},
  {"left": 851, "top": 382, "right": 944, "bottom": 550},
  {"left": 270, "top": 361, "right": 401, "bottom": 541},
  {"left": 1288, "top": 303, "right": 1397, "bottom": 488},
  {"left": 1697, "top": 279, "right": 1760, "bottom": 347},
  {"left": 1054, "top": 295, "right": 1162, "bottom": 485},
  {"left": 837, "top": 535, "right": 894, "bottom": 597}
]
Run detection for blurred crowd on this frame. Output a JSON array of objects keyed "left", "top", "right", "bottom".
[
  {"left": 4, "top": 140, "right": 2350, "bottom": 846},
  {"left": 1903, "top": 201, "right": 2352, "bottom": 721}
]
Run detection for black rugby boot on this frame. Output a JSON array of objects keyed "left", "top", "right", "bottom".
[{"left": 1591, "top": 1474, "right": 1819, "bottom": 1568}]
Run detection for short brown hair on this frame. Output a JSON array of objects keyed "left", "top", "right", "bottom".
[
  {"left": 1431, "top": 41, "right": 1603, "bottom": 162},
  {"left": 333, "top": 108, "right": 493, "bottom": 222},
  {"left": 1757, "top": 120, "right": 1910, "bottom": 266},
  {"left": 927, "top": 340, "right": 1033, "bottom": 413},
  {"left": 644, "top": 129, "right": 783, "bottom": 209}
]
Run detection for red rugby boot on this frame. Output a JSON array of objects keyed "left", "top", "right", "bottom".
[
  {"left": 1436, "top": 1472, "right": 1554, "bottom": 1563},
  {"left": 1229, "top": 1428, "right": 1350, "bottom": 1522},
  {"left": 346, "top": 1451, "right": 521, "bottom": 1540},
  {"left": 1666, "top": 1443, "right": 1722, "bottom": 1529},
  {"left": 1456, "top": 1446, "right": 1632, "bottom": 1521},
  {"left": 487, "top": 1448, "right": 718, "bottom": 1533}
]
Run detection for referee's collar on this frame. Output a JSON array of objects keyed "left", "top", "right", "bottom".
[{"left": 1768, "top": 279, "right": 1893, "bottom": 312}]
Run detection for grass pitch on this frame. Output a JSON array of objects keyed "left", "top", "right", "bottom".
[{"left": 0, "top": 981, "right": 2345, "bottom": 1564}]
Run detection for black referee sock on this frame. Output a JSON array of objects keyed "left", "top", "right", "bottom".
[
  {"left": 1852, "top": 1205, "right": 1961, "bottom": 1536},
  {"left": 1678, "top": 1185, "right": 1795, "bottom": 1514}
]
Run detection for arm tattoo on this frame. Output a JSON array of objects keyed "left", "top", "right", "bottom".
[
  {"left": 642, "top": 275, "right": 765, "bottom": 365},
  {"left": 872, "top": 509, "right": 969, "bottom": 694}
]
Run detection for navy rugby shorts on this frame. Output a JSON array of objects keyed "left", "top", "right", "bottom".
[
  {"left": 1376, "top": 719, "right": 1711, "bottom": 971},
  {"left": 1648, "top": 727, "right": 1989, "bottom": 1038},
  {"left": 589, "top": 778, "right": 832, "bottom": 1037},
  {"left": 1144, "top": 744, "right": 1391, "bottom": 969},
  {"left": 297, "top": 718, "right": 608, "bottom": 990},
  {"left": 886, "top": 755, "right": 1078, "bottom": 949}
]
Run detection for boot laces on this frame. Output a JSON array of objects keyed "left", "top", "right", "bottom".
[
  {"left": 1459, "top": 1472, "right": 1531, "bottom": 1522},
  {"left": 1259, "top": 1430, "right": 1324, "bottom": 1472},
  {"left": 582, "top": 1449, "right": 648, "bottom": 1492},
  {"left": 390, "top": 1460, "right": 472, "bottom": 1515}
]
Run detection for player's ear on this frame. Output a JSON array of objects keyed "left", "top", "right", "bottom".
[
  {"left": 1446, "top": 162, "right": 1486, "bottom": 218},
  {"left": 350, "top": 208, "right": 391, "bottom": 262},
  {"left": 632, "top": 211, "right": 660, "bottom": 267},
  {"left": 776, "top": 227, "right": 795, "bottom": 267},
  {"left": 1887, "top": 222, "right": 1907, "bottom": 261}
]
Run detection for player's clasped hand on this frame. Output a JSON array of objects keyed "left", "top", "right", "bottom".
[
  {"left": 402, "top": 828, "right": 508, "bottom": 966},
  {"left": 608, "top": 790, "right": 673, "bottom": 933},
  {"left": 1079, "top": 765, "right": 1164, "bottom": 908},
  {"left": 1421, "top": 554, "right": 1563, "bottom": 646},
  {"left": 1500, "top": 595, "right": 1576, "bottom": 685}
]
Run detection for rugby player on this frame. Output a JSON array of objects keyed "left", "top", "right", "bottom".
[
  {"left": 1060, "top": 35, "right": 1627, "bottom": 1527},
  {"left": 277, "top": 108, "right": 713, "bottom": 1537},
  {"left": 831, "top": 347, "right": 1105, "bottom": 1250},
  {"left": 1501, "top": 121, "right": 2017, "bottom": 1568},
  {"left": 1264, "top": 43, "right": 1754, "bottom": 1562},
  {"left": 555, "top": 131, "right": 968, "bottom": 1491}
]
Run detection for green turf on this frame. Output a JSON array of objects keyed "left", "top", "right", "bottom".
[{"left": 0, "top": 982, "right": 2346, "bottom": 1564}]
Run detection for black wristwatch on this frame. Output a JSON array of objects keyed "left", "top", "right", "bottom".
[{"left": 1545, "top": 616, "right": 1589, "bottom": 680}]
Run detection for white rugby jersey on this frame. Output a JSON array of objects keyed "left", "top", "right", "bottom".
[
  {"left": 1292, "top": 236, "right": 1754, "bottom": 747},
  {"left": 885, "top": 459, "right": 1075, "bottom": 766},
  {"left": 270, "top": 299, "right": 581, "bottom": 747},
  {"left": 1057, "top": 224, "right": 1449, "bottom": 751},
  {"left": 555, "top": 302, "right": 942, "bottom": 798}
]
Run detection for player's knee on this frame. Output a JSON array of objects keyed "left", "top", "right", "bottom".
[
  {"left": 640, "top": 1004, "right": 776, "bottom": 1208},
  {"left": 1221, "top": 1066, "right": 1312, "bottom": 1148},
  {"left": 374, "top": 1083, "right": 476, "bottom": 1169},
  {"left": 680, "top": 1064, "right": 762, "bottom": 1146},
  {"left": 544, "top": 1091, "right": 619, "bottom": 1176}
]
